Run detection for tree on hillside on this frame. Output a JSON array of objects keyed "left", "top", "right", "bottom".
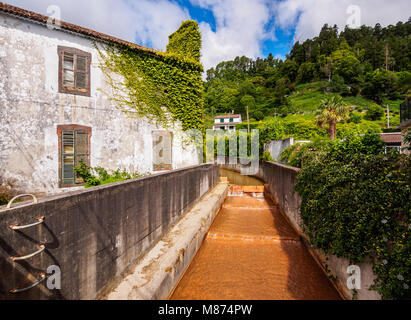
[
  {"left": 330, "top": 40, "right": 362, "bottom": 85},
  {"left": 364, "top": 105, "right": 385, "bottom": 121},
  {"left": 362, "top": 69, "right": 399, "bottom": 103},
  {"left": 315, "top": 95, "right": 351, "bottom": 140}
]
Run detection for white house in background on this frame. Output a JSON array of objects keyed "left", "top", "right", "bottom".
[
  {"left": 213, "top": 114, "right": 242, "bottom": 131},
  {"left": 0, "top": 3, "right": 200, "bottom": 196}
]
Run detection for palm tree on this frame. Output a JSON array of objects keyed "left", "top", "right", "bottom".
[{"left": 315, "top": 95, "right": 350, "bottom": 140}]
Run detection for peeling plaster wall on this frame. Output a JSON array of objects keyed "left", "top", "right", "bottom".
[{"left": 0, "top": 14, "right": 199, "bottom": 195}]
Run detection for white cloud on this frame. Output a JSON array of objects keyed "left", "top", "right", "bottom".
[
  {"left": 8, "top": 0, "right": 410, "bottom": 73},
  {"left": 9, "top": 0, "right": 189, "bottom": 50},
  {"left": 191, "top": 0, "right": 276, "bottom": 71},
  {"left": 273, "top": 0, "right": 411, "bottom": 43}
]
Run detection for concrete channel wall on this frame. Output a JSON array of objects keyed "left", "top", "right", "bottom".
[
  {"left": 0, "top": 164, "right": 219, "bottom": 300},
  {"left": 220, "top": 161, "right": 381, "bottom": 300}
]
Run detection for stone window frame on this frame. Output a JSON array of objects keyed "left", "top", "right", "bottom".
[
  {"left": 58, "top": 46, "right": 92, "bottom": 97},
  {"left": 152, "top": 130, "right": 173, "bottom": 172},
  {"left": 57, "top": 124, "right": 92, "bottom": 188}
]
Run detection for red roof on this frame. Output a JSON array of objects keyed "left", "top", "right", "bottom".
[
  {"left": 215, "top": 114, "right": 241, "bottom": 119},
  {"left": 0, "top": 2, "right": 158, "bottom": 54},
  {"left": 379, "top": 133, "right": 402, "bottom": 144}
]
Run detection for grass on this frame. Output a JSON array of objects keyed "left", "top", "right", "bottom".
[
  {"left": 342, "top": 96, "right": 380, "bottom": 110},
  {"left": 288, "top": 82, "right": 329, "bottom": 112},
  {"left": 381, "top": 98, "right": 404, "bottom": 112}
]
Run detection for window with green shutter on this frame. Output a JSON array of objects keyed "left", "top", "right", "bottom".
[{"left": 58, "top": 125, "right": 91, "bottom": 187}]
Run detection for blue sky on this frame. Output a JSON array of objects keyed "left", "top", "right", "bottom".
[
  {"left": 176, "top": 0, "right": 294, "bottom": 60},
  {"left": 9, "top": 0, "right": 410, "bottom": 72}
]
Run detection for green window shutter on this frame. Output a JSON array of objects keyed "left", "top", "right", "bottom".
[
  {"left": 230, "top": 118, "right": 233, "bottom": 123},
  {"left": 62, "top": 130, "right": 75, "bottom": 185},
  {"left": 220, "top": 119, "right": 224, "bottom": 123},
  {"left": 75, "top": 131, "right": 89, "bottom": 184}
]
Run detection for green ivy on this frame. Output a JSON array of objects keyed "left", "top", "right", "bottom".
[
  {"left": 97, "top": 21, "right": 204, "bottom": 131},
  {"left": 166, "top": 20, "right": 202, "bottom": 61},
  {"left": 294, "top": 135, "right": 410, "bottom": 300}
]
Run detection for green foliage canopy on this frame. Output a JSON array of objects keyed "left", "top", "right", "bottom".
[{"left": 293, "top": 135, "right": 410, "bottom": 299}]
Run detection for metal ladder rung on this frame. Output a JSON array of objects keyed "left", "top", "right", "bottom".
[
  {"left": 9, "top": 216, "right": 45, "bottom": 230},
  {"left": 9, "top": 273, "right": 46, "bottom": 294},
  {"left": 10, "top": 244, "right": 46, "bottom": 261}
]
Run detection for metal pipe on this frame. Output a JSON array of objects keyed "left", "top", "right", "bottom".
[{"left": 7, "top": 194, "right": 38, "bottom": 209}]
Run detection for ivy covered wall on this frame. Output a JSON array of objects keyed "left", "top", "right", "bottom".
[{"left": 98, "top": 20, "right": 204, "bottom": 131}]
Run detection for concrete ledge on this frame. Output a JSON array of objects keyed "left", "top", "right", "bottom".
[{"left": 103, "top": 182, "right": 229, "bottom": 300}]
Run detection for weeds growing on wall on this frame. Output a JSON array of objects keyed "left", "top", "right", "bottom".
[
  {"left": 74, "top": 161, "right": 148, "bottom": 188},
  {"left": 293, "top": 134, "right": 410, "bottom": 299},
  {"left": 97, "top": 20, "right": 204, "bottom": 131},
  {"left": 0, "top": 177, "right": 18, "bottom": 206}
]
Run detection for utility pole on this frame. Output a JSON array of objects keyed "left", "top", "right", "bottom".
[
  {"left": 386, "top": 105, "right": 390, "bottom": 128},
  {"left": 328, "top": 56, "right": 333, "bottom": 83},
  {"left": 246, "top": 105, "right": 250, "bottom": 134},
  {"left": 385, "top": 43, "right": 389, "bottom": 71}
]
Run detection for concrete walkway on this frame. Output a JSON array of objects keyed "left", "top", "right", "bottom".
[
  {"left": 170, "top": 186, "right": 342, "bottom": 300},
  {"left": 103, "top": 182, "right": 228, "bottom": 300}
]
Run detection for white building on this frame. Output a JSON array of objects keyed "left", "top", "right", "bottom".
[
  {"left": 0, "top": 3, "right": 200, "bottom": 196},
  {"left": 213, "top": 114, "right": 242, "bottom": 131}
]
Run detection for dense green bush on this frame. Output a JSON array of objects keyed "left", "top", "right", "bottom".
[
  {"left": 347, "top": 112, "right": 362, "bottom": 124},
  {"left": 280, "top": 138, "right": 333, "bottom": 167},
  {"left": 364, "top": 104, "right": 385, "bottom": 121},
  {"left": 336, "top": 121, "right": 382, "bottom": 139},
  {"left": 294, "top": 134, "right": 410, "bottom": 299},
  {"left": 253, "top": 111, "right": 265, "bottom": 121}
]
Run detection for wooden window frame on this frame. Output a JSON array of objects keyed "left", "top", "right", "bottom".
[
  {"left": 58, "top": 46, "right": 91, "bottom": 97},
  {"left": 57, "top": 124, "right": 92, "bottom": 188}
]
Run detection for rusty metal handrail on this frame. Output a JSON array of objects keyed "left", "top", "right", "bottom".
[
  {"left": 7, "top": 194, "right": 38, "bottom": 209},
  {"left": 10, "top": 244, "right": 46, "bottom": 261},
  {"left": 9, "top": 273, "right": 46, "bottom": 294},
  {"left": 9, "top": 216, "right": 45, "bottom": 230}
]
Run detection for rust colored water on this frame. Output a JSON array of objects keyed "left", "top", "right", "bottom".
[
  {"left": 219, "top": 168, "right": 264, "bottom": 186},
  {"left": 170, "top": 186, "right": 341, "bottom": 300}
]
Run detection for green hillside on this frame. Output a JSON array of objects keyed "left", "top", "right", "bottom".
[{"left": 203, "top": 18, "right": 410, "bottom": 140}]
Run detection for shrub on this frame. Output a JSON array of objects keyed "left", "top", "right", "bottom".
[
  {"left": 348, "top": 112, "right": 362, "bottom": 124},
  {"left": 364, "top": 105, "right": 385, "bottom": 121},
  {"left": 0, "top": 178, "right": 19, "bottom": 206},
  {"left": 253, "top": 111, "right": 265, "bottom": 121},
  {"left": 74, "top": 161, "right": 148, "bottom": 188},
  {"left": 262, "top": 151, "right": 275, "bottom": 162},
  {"left": 294, "top": 136, "right": 410, "bottom": 300}
]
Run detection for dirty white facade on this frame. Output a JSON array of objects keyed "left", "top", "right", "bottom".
[{"left": 0, "top": 7, "right": 200, "bottom": 195}]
